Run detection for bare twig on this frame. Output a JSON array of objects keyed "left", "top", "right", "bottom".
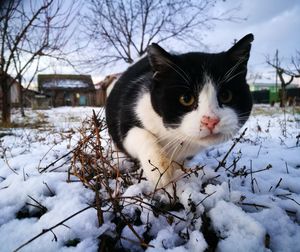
[
  {"left": 79, "top": 0, "right": 242, "bottom": 69},
  {"left": 215, "top": 128, "right": 247, "bottom": 172},
  {"left": 13, "top": 205, "right": 93, "bottom": 252}
]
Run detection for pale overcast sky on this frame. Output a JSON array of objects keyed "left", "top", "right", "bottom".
[
  {"left": 201, "top": 0, "right": 300, "bottom": 84},
  {"left": 33, "top": 0, "right": 300, "bottom": 86},
  {"left": 90, "top": 0, "right": 300, "bottom": 84}
]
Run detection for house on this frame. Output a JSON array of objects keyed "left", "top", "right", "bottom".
[
  {"left": 0, "top": 73, "right": 21, "bottom": 110},
  {"left": 250, "top": 82, "right": 300, "bottom": 104},
  {"left": 38, "top": 74, "right": 95, "bottom": 107},
  {"left": 23, "top": 89, "right": 51, "bottom": 109},
  {"left": 94, "top": 73, "right": 122, "bottom": 106}
]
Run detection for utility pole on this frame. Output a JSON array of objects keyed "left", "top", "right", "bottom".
[{"left": 275, "top": 49, "right": 278, "bottom": 93}]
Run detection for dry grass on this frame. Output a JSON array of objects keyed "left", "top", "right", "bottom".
[
  {"left": 14, "top": 105, "right": 297, "bottom": 251},
  {"left": 66, "top": 110, "right": 211, "bottom": 250}
]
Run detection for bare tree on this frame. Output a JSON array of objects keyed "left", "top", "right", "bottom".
[
  {"left": 291, "top": 51, "right": 300, "bottom": 75},
  {"left": 267, "top": 51, "right": 300, "bottom": 106},
  {"left": 81, "top": 0, "right": 241, "bottom": 68},
  {"left": 0, "top": 0, "right": 79, "bottom": 125}
]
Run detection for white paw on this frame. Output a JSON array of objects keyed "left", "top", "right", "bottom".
[{"left": 141, "top": 153, "right": 173, "bottom": 187}]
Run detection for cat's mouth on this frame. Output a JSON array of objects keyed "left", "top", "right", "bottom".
[{"left": 199, "top": 133, "right": 223, "bottom": 142}]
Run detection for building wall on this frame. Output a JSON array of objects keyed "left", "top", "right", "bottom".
[
  {"left": 252, "top": 87, "right": 300, "bottom": 104},
  {"left": 10, "top": 82, "right": 21, "bottom": 104},
  {"left": 46, "top": 90, "right": 95, "bottom": 107},
  {"left": 95, "top": 89, "right": 106, "bottom": 106}
]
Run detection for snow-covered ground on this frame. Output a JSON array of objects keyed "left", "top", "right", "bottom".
[{"left": 0, "top": 105, "right": 299, "bottom": 252}]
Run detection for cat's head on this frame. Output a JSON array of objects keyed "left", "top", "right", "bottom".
[{"left": 147, "top": 34, "right": 254, "bottom": 146}]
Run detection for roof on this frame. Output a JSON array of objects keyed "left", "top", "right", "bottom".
[
  {"left": 95, "top": 73, "right": 122, "bottom": 90},
  {"left": 24, "top": 88, "right": 51, "bottom": 98},
  {"left": 38, "top": 74, "right": 95, "bottom": 91}
]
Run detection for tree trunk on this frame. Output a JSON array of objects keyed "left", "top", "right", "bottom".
[
  {"left": 20, "top": 87, "right": 25, "bottom": 117},
  {"left": 277, "top": 70, "right": 287, "bottom": 108},
  {"left": 1, "top": 81, "right": 12, "bottom": 126},
  {"left": 281, "top": 85, "right": 287, "bottom": 107},
  {"left": 20, "top": 91, "right": 25, "bottom": 117}
]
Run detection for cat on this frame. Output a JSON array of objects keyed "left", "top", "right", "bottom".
[{"left": 105, "top": 34, "right": 254, "bottom": 190}]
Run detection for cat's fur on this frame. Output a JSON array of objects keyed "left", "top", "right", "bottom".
[{"left": 106, "top": 34, "right": 254, "bottom": 188}]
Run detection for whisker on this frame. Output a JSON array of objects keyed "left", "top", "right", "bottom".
[
  {"left": 179, "top": 137, "right": 193, "bottom": 159},
  {"left": 220, "top": 56, "right": 248, "bottom": 84},
  {"left": 223, "top": 57, "right": 245, "bottom": 80},
  {"left": 159, "top": 57, "right": 191, "bottom": 86},
  {"left": 165, "top": 123, "right": 182, "bottom": 128},
  {"left": 154, "top": 133, "right": 174, "bottom": 145},
  {"left": 164, "top": 85, "right": 192, "bottom": 90},
  {"left": 237, "top": 116, "right": 251, "bottom": 120},
  {"left": 160, "top": 136, "right": 183, "bottom": 155},
  {"left": 168, "top": 135, "right": 189, "bottom": 163},
  {"left": 237, "top": 111, "right": 252, "bottom": 116},
  {"left": 226, "top": 70, "right": 246, "bottom": 83}
]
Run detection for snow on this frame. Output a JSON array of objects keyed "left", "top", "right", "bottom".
[
  {"left": 209, "top": 200, "right": 266, "bottom": 252},
  {"left": 43, "top": 80, "right": 91, "bottom": 89},
  {"left": 0, "top": 105, "right": 300, "bottom": 252}
]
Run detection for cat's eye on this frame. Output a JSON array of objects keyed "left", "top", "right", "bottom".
[
  {"left": 219, "top": 89, "right": 233, "bottom": 104},
  {"left": 179, "top": 94, "right": 195, "bottom": 107}
]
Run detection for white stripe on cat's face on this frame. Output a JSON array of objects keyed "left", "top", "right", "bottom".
[
  {"left": 134, "top": 79, "right": 239, "bottom": 154},
  {"left": 178, "top": 80, "right": 239, "bottom": 145}
]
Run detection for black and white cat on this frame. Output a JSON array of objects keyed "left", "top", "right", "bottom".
[{"left": 106, "top": 34, "right": 254, "bottom": 188}]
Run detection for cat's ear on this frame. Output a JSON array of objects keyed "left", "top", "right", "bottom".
[
  {"left": 147, "top": 43, "right": 174, "bottom": 74},
  {"left": 227, "top": 33, "right": 254, "bottom": 64}
]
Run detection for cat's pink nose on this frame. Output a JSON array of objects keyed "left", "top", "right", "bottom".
[{"left": 201, "top": 115, "right": 220, "bottom": 131}]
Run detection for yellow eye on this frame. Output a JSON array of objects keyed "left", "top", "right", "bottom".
[
  {"left": 179, "top": 94, "right": 195, "bottom": 106},
  {"left": 219, "top": 89, "right": 233, "bottom": 104}
]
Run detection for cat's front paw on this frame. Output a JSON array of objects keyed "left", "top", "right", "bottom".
[{"left": 141, "top": 153, "right": 178, "bottom": 190}]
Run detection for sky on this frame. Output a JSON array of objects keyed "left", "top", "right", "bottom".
[
  {"left": 24, "top": 0, "right": 300, "bottom": 87},
  {"left": 85, "top": 0, "right": 300, "bottom": 84},
  {"left": 200, "top": 0, "right": 300, "bottom": 84}
]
